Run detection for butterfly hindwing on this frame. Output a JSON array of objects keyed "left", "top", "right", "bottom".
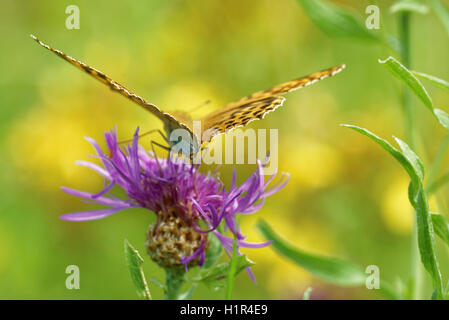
[
  {"left": 201, "top": 96, "right": 285, "bottom": 143},
  {"left": 201, "top": 64, "right": 345, "bottom": 143}
]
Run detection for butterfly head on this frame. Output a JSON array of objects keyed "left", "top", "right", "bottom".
[
  {"left": 163, "top": 113, "right": 200, "bottom": 159},
  {"left": 167, "top": 130, "right": 201, "bottom": 159}
]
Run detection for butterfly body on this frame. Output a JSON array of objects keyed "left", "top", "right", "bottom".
[{"left": 31, "top": 34, "right": 345, "bottom": 158}]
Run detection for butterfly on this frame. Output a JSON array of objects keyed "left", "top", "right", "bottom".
[{"left": 31, "top": 34, "right": 345, "bottom": 157}]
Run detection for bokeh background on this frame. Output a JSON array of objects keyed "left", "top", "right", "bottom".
[{"left": 1, "top": 0, "right": 449, "bottom": 299}]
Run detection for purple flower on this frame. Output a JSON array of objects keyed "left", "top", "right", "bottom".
[{"left": 61, "top": 127, "right": 289, "bottom": 281}]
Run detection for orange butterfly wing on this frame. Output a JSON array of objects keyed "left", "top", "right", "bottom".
[
  {"left": 201, "top": 64, "right": 345, "bottom": 143},
  {"left": 30, "top": 35, "right": 193, "bottom": 136}
]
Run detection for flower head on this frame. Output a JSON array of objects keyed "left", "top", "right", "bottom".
[{"left": 61, "top": 128, "right": 289, "bottom": 280}]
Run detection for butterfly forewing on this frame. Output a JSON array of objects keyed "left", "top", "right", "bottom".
[
  {"left": 30, "top": 34, "right": 193, "bottom": 136},
  {"left": 200, "top": 64, "right": 345, "bottom": 143}
]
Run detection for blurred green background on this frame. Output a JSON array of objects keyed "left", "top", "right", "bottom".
[{"left": 1, "top": 0, "right": 449, "bottom": 299}]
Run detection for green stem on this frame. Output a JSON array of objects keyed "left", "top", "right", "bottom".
[
  {"left": 164, "top": 268, "right": 185, "bottom": 300},
  {"left": 399, "top": 12, "right": 414, "bottom": 148},
  {"left": 397, "top": 10, "right": 437, "bottom": 299},
  {"left": 398, "top": 10, "right": 422, "bottom": 300},
  {"left": 225, "top": 237, "right": 238, "bottom": 300},
  {"left": 410, "top": 221, "right": 422, "bottom": 299}
]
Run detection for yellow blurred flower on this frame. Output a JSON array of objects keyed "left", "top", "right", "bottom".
[
  {"left": 381, "top": 175, "right": 414, "bottom": 235},
  {"left": 281, "top": 139, "right": 343, "bottom": 193}
]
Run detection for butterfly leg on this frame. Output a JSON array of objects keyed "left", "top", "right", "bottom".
[
  {"left": 262, "top": 150, "right": 271, "bottom": 167},
  {"left": 151, "top": 140, "right": 171, "bottom": 152},
  {"left": 151, "top": 140, "right": 171, "bottom": 174}
]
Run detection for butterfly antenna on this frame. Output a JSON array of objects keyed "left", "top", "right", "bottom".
[{"left": 190, "top": 99, "right": 211, "bottom": 113}]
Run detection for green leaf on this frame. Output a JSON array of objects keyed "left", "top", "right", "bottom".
[
  {"left": 412, "top": 189, "right": 443, "bottom": 299},
  {"left": 178, "top": 285, "right": 198, "bottom": 300},
  {"left": 434, "top": 109, "right": 449, "bottom": 130},
  {"left": 343, "top": 125, "right": 444, "bottom": 298},
  {"left": 434, "top": 108, "right": 449, "bottom": 127},
  {"left": 342, "top": 125, "right": 419, "bottom": 182},
  {"left": 189, "top": 255, "right": 254, "bottom": 291},
  {"left": 412, "top": 71, "right": 449, "bottom": 91},
  {"left": 429, "top": 0, "right": 449, "bottom": 36},
  {"left": 379, "top": 56, "right": 433, "bottom": 110},
  {"left": 394, "top": 137, "right": 424, "bottom": 180},
  {"left": 408, "top": 180, "right": 420, "bottom": 208},
  {"left": 303, "top": 287, "right": 313, "bottom": 300},
  {"left": 149, "top": 277, "right": 166, "bottom": 290},
  {"left": 257, "top": 220, "right": 366, "bottom": 286},
  {"left": 431, "top": 213, "right": 449, "bottom": 246},
  {"left": 258, "top": 218, "right": 400, "bottom": 299},
  {"left": 296, "top": 0, "right": 379, "bottom": 41},
  {"left": 390, "top": 0, "right": 429, "bottom": 14},
  {"left": 124, "top": 239, "right": 151, "bottom": 300},
  {"left": 226, "top": 238, "right": 238, "bottom": 300},
  {"left": 203, "top": 232, "right": 223, "bottom": 269},
  {"left": 379, "top": 57, "right": 449, "bottom": 131}
]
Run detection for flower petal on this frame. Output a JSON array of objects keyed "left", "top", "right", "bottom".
[{"left": 60, "top": 207, "right": 125, "bottom": 221}]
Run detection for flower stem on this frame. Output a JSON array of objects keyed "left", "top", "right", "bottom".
[
  {"left": 398, "top": 10, "right": 423, "bottom": 300},
  {"left": 225, "top": 237, "right": 238, "bottom": 300},
  {"left": 164, "top": 268, "right": 185, "bottom": 300},
  {"left": 398, "top": 12, "right": 445, "bottom": 299},
  {"left": 399, "top": 12, "right": 414, "bottom": 148}
]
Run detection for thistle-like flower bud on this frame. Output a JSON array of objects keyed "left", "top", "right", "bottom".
[{"left": 145, "top": 210, "right": 206, "bottom": 269}]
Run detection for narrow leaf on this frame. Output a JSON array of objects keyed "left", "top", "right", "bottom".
[
  {"left": 379, "top": 57, "right": 449, "bottom": 131},
  {"left": 379, "top": 56, "right": 433, "bottom": 110},
  {"left": 257, "top": 220, "right": 366, "bottom": 286},
  {"left": 394, "top": 137, "right": 424, "bottom": 180},
  {"left": 431, "top": 213, "right": 449, "bottom": 246},
  {"left": 178, "top": 285, "right": 198, "bottom": 300},
  {"left": 342, "top": 125, "right": 419, "bottom": 182},
  {"left": 434, "top": 109, "right": 449, "bottom": 131},
  {"left": 203, "top": 232, "right": 223, "bottom": 269},
  {"left": 124, "top": 239, "right": 151, "bottom": 300},
  {"left": 149, "top": 277, "right": 166, "bottom": 290},
  {"left": 296, "top": 0, "right": 379, "bottom": 41},
  {"left": 413, "top": 71, "right": 449, "bottom": 91},
  {"left": 189, "top": 255, "right": 254, "bottom": 291}
]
